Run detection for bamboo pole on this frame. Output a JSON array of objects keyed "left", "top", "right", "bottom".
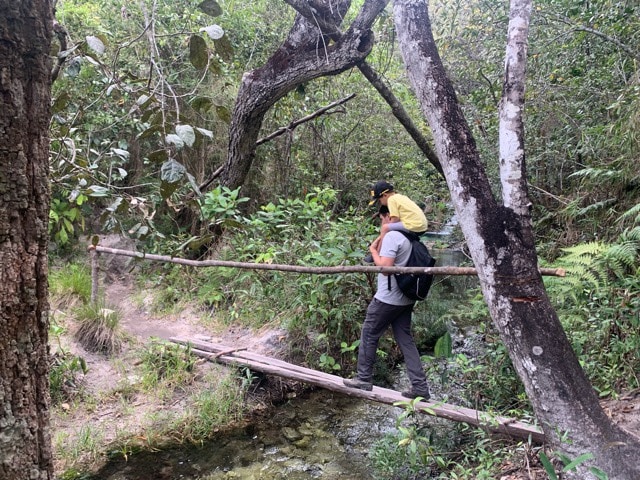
[{"left": 88, "top": 245, "right": 566, "bottom": 277}]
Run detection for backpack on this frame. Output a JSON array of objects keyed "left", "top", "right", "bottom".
[{"left": 389, "top": 231, "right": 436, "bottom": 301}]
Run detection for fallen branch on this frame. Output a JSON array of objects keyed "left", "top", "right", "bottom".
[{"left": 89, "top": 245, "right": 566, "bottom": 277}]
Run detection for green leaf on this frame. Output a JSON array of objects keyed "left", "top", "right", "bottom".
[
  {"left": 563, "top": 453, "right": 594, "bottom": 472},
  {"left": 215, "top": 105, "right": 231, "bottom": 124},
  {"left": 434, "top": 332, "right": 453, "bottom": 358},
  {"left": 539, "top": 452, "right": 559, "bottom": 480},
  {"left": 160, "top": 159, "right": 186, "bottom": 183},
  {"left": 160, "top": 180, "right": 179, "bottom": 200},
  {"left": 176, "top": 125, "right": 196, "bottom": 147},
  {"left": 189, "top": 34, "right": 208, "bottom": 70},
  {"left": 198, "top": 0, "right": 223, "bottom": 17},
  {"left": 213, "top": 35, "right": 234, "bottom": 62},
  {"left": 191, "top": 97, "right": 213, "bottom": 112},
  {"left": 52, "top": 92, "right": 71, "bottom": 114},
  {"left": 147, "top": 149, "right": 168, "bottom": 164}
]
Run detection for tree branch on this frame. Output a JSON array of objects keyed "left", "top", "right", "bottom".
[
  {"left": 256, "top": 93, "right": 356, "bottom": 145},
  {"left": 90, "top": 245, "right": 566, "bottom": 277}
]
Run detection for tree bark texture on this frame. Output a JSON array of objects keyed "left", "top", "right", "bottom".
[
  {"left": 392, "top": 1, "right": 640, "bottom": 478},
  {"left": 0, "top": 0, "right": 54, "bottom": 478},
  {"left": 221, "top": 0, "right": 389, "bottom": 190}
]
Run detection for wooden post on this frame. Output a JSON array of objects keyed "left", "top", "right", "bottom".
[{"left": 89, "top": 246, "right": 99, "bottom": 305}]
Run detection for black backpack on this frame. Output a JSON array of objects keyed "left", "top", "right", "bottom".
[{"left": 389, "top": 231, "right": 436, "bottom": 301}]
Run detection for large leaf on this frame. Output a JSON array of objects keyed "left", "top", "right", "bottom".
[
  {"left": 175, "top": 124, "right": 196, "bottom": 147},
  {"left": 191, "top": 96, "right": 213, "bottom": 112},
  {"left": 198, "top": 0, "right": 222, "bottom": 17},
  {"left": 160, "top": 159, "right": 186, "bottom": 183},
  {"left": 147, "top": 149, "right": 168, "bottom": 164},
  {"left": 213, "top": 35, "right": 234, "bottom": 62},
  {"left": 52, "top": 92, "right": 71, "bottom": 114},
  {"left": 165, "top": 133, "right": 185, "bottom": 149},
  {"left": 189, "top": 34, "right": 208, "bottom": 70},
  {"left": 160, "top": 180, "right": 180, "bottom": 200},
  {"left": 215, "top": 105, "right": 231, "bottom": 124}
]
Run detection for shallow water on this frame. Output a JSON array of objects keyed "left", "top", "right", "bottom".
[{"left": 93, "top": 389, "right": 400, "bottom": 480}]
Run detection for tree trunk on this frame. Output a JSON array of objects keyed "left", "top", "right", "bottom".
[
  {"left": 220, "top": 0, "right": 389, "bottom": 190},
  {"left": 392, "top": 0, "right": 640, "bottom": 478},
  {"left": 0, "top": 1, "right": 54, "bottom": 479}
]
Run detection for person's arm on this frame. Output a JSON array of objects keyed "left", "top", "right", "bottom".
[
  {"left": 380, "top": 215, "right": 400, "bottom": 235},
  {"left": 369, "top": 236, "right": 395, "bottom": 270}
]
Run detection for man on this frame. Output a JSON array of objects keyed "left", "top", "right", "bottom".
[{"left": 344, "top": 208, "right": 431, "bottom": 400}]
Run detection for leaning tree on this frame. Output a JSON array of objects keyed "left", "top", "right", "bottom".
[
  {"left": 0, "top": 0, "right": 54, "bottom": 479},
  {"left": 220, "top": 0, "right": 640, "bottom": 478}
]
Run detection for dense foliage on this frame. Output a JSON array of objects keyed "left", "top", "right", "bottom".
[{"left": 48, "top": 0, "right": 639, "bottom": 478}]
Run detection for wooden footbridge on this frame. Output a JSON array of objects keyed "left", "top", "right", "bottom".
[{"left": 169, "top": 336, "right": 545, "bottom": 444}]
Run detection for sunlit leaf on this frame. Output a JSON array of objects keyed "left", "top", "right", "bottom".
[
  {"left": 196, "top": 127, "right": 214, "bottom": 139},
  {"left": 85, "top": 35, "right": 105, "bottom": 55},
  {"left": 200, "top": 24, "right": 224, "bottom": 40},
  {"left": 88, "top": 185, "right": 109, "bottom": 197},
  {"left": 161, "top": 159, "right": 186, "bottom": 183},
  {"left": 111, "top": 148, "right": 130, "bottom": 159},
  {"left": 198, "top": 0, "right": 222, "bottom": 17},
  {"left": 65, "top": 57, "right": 82, "bottom": 77},
  {"left": 165, "top": 133, "right": 185, "bottom": 149},
  {"left": 176, "top": 124, "right": 196, "bottom": 147},
  {"left": 189, "top": 34, "right": 208, "bottom": 70}
]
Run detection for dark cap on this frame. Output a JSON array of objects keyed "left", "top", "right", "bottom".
[{"left": 369, "top": 181, "right": 394, "bottom": 205}]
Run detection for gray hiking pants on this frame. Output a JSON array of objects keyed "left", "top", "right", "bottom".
[{"left": 356, "top": 297, "right": 430, "bottom": 392}]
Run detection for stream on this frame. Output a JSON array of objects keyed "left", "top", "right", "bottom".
[{"left": 93, "top": 388, "right": 400, "bottom": 479}]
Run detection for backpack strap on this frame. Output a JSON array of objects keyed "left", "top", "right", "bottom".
[{"left": 387, "top": 231, "right": 416, "bottom": 291}]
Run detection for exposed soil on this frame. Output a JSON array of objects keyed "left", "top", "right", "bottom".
[{"left": 50, "top": 236, "right": 291, "bottom": 475}]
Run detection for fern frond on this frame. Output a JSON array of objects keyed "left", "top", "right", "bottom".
[
  {"left": 620, "top": 203, "right": 640, "bottom": 224},
  {"left": 575, "top": 198, "right": 617, "bottom": 217},
  {"left": 568, "top": 167, "right": 625, "bottom": 182}
]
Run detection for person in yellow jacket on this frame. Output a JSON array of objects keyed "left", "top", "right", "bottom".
[{"left": 369, "top": 181, "right": 428, "bottom": 237}]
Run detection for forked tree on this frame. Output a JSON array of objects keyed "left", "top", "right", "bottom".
[
  {"left": 0, "top": 0, "right": 54, "bottom": 479},
  {"left": 392, "top": 0, "right": 639, "bottom": 478}
]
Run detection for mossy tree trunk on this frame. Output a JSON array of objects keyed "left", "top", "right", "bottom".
[{"left": 0, "top": 0, "right": 54, "bottom": 478}]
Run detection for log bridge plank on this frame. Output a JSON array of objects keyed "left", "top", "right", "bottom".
[{"left": 170, "top": 337, "right": 545, "bottom": 444}]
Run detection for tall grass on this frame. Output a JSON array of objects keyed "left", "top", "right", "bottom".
[{"left": 74, "top": 300, "right": 125, "bottom": 354}]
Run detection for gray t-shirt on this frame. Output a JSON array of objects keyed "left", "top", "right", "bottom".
[{"left": 374, "top": 231, "right": 415, "bottom": 306}]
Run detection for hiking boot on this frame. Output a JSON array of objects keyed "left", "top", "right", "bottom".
[
  {"left": 343, "top": 377, "right": 373, "bottom": 391},
  {"left": 363, "top": 253, "right": 374, "bottom": 264},
  {"left": 401, "top": 388, "right": 431, "bottom": 400}
]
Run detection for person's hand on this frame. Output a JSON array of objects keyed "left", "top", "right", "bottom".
[{"left": 370, "top": 236, "right": 382, "bottom": 253}]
